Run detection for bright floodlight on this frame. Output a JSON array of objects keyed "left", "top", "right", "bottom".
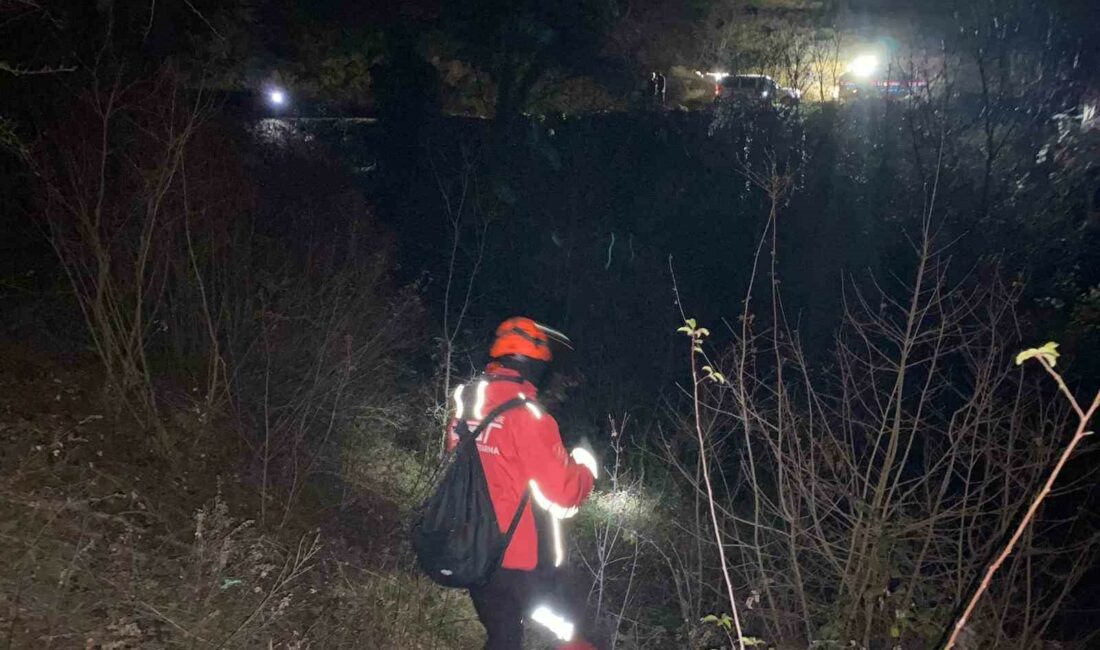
[
  {"left": 267, "top": 89, "right": 286, "bottom": 106},
  {"left": 847, "top": 54, "right": 879, "bottom": 78}
]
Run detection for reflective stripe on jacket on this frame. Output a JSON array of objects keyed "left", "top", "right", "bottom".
[{"left": 446, "top": 365, "right": 595, "bottom": 570}]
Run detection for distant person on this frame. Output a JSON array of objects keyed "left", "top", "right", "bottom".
[
  {"left": 444, "top": 318, "right": 599, "bottom": 650},
  {"left": 647, "top": 72, "right": 658, "bottom": 105},
  {"left": 655, "top": 72, "right": 667, "bottom": 105}
]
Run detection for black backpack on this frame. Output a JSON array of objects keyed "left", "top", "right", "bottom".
[{"left": 411, "top": 394, "right": 531, "bottom": 589}]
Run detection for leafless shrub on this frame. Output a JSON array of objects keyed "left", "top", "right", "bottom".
[
  {"left": 31, "top": 60, "right": 428, "bottom": 519},
  {"left": 31, "top": 66, "right": 244, "bottom": 454},
  {"left": 575, "top": 416, "right": 645, "bottom": 647},
  {"left": 666, "top": 216, "right": 1100, "bottom": 648},
  {"left": 429, "top": 142, "right": 490, "bottom": 455},
  {"left": 220, "top": 215, "right": 425, "bottom": 527}
]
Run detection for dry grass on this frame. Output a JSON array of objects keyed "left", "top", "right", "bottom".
[{"left": 0, "top": 342, "right": 484, "bottom": 649}]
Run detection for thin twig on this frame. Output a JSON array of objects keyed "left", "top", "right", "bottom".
[{"left": 943, "top": 363, "right": 1099, "bottom": 650}]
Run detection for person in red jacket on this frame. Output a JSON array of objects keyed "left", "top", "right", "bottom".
[{"left": 447, "top": 317, "right": 599, "bottom": 650}]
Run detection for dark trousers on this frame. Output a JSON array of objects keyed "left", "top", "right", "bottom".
[
  {"left": 469, "top": 567, "right": 586, "bottom": 650},
  {"left": 469, "top": 568, "right": 534, "bottom": 650}
]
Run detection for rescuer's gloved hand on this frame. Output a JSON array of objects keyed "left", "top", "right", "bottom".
[{"left": 570, "top": 447, "right": 598, "bottom": 480}]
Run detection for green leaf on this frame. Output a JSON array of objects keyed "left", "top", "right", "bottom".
[
  {"left": 701, "top": 614, "right": 719, "bottom": 624},
  {"left": 1015, "top": 341, "right": 1060, "bottom": 367},
  {"left": 712, "top": 372, "right": 726, "bottom": 384},
  {"left": 890, "top": 625, "right": 901, "bottom": 638},
  {"left": 684, "top": 318, "right": 697, "bottom": 330},
  {"left": 677, "top": 326, "right": 693, "bottom": 334},
  {"left": 697, "top": 327, "right": 710, "bottom": 337}
]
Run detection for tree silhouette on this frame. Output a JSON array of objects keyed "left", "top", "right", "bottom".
[{"left": 441, "top": 0, "right": 619, "bottom": 125}]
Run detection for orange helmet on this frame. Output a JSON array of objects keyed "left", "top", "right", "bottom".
[{"left": 490, "top": 317, "right": 553, "bottom": 362}]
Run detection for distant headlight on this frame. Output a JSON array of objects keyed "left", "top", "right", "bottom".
[{"left": 847, "top": 54, "right": 879, "bottom": 79}]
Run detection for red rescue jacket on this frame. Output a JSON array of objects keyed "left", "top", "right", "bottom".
[{"left": 447, "top": 364, "right": 594, "bottom": 570}]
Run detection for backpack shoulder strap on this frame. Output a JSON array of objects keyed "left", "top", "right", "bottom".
[
  {"left": 455, "top": 383, "right": 532, "bottom": 567},
  {"left": 473, "top": 389, "right": 532, "bottom": 551},
  {"left": 472, "top": 397, "right": 527, "bottom": 436},
  {"left": 501, "top": 487, "right": 530, "bottom": 547},
  {"left": 455, "top": 393, "right": 529, "bottom": 445}
]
